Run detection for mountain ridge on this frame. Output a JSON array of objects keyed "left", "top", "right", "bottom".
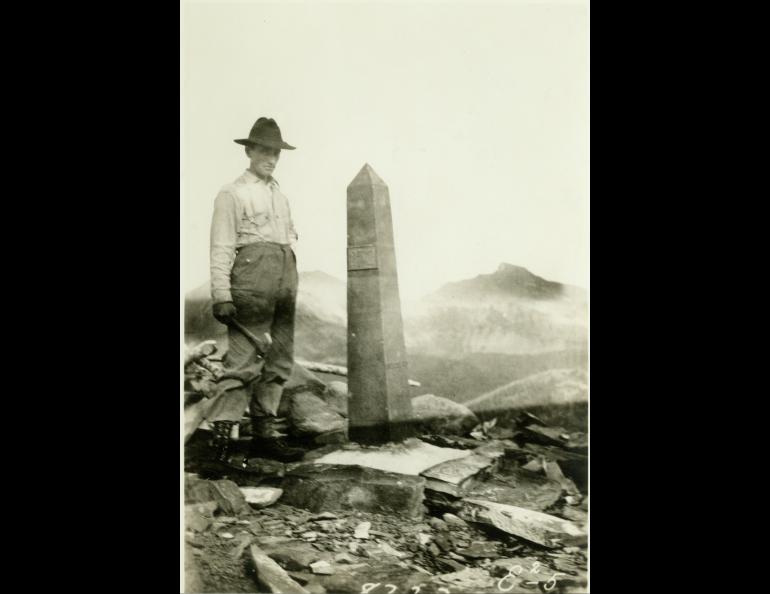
[{"left": 185, "top": 263, "right": 587, "bottom": 360}]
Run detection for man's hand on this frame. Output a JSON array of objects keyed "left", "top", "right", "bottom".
[{"left": 212, "top": 302, "right": 237, "bottom": 324}]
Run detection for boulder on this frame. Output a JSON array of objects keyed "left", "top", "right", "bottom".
[
  {"left": 313, "top": 429, "right": 348, "bottom": 446},
  {"left": 323, "top": 381, "right": 349, "bottom": 417},
  {"left": 281, "top": 464, "right": 426, "bottom": 519},
  {"left": 410, "top": 394, "right": 479, "bottom": 435},
  {"left": 287, "top": 392, "right": 347, "bottom": 436},
  {"left": 284, "top": 364, "right": 327, "bottom": 397},
  {"left": 210, "top": 480, "right": 248, "bottom": 515},
  {"left": 241, "top": 487, "right": 283, "bottom": 509},
  {"left": 442, "top": 513, "right": 468, "bottom": 528},
  {"left": 185, "top": 476, "right": 216, "bottom": 504}
]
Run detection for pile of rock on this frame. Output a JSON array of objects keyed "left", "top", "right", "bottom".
[
  {"left": 184, "top": 341, "right": 350, "bottom": 446},
  {"left": 184, "top": 349, "right": 589, "bottom": 593}
]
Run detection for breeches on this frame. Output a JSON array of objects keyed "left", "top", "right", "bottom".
[{"left": 204, "top": 241, "right": 298, "bottom": 423}]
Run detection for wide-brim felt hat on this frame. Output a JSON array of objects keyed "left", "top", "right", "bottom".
[{"left": 234, "top": 117, "right": 296, "bottom": 150}]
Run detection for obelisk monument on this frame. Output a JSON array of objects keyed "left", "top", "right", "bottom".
[{"left": 347, "top": 164, "right": 413, "bottom": 443}]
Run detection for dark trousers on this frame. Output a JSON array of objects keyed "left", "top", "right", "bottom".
[{"left": 205, "top": 242, "right": 298, "bottom": 425}]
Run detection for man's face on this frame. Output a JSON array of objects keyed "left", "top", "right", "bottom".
[{"left": 247, "top": 144, "right": 281, "bottom": 179}]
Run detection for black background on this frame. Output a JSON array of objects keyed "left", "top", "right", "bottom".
[{"left": 5, "top": 2, "right": 724, "bottom": 590}]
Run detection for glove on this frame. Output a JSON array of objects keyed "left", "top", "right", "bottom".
[{"left": 212, "top": 302, "right": 237, "bottom": 324}]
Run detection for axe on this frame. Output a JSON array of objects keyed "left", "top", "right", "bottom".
[
  {"left": 215, "top": 319, "right": 273, "bottom": 385},
  {"left": 228, "top": 318, "right": 273, "bottom": 357}
]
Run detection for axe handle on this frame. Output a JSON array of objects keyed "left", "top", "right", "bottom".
[{"left": 229, "top": 318, "right": 271, "bottom": 357}]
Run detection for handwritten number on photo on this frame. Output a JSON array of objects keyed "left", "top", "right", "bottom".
[{"left": 543, "top": 573, "right": 566, "bottom": 591}]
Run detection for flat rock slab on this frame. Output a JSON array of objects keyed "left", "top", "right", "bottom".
[
  {"left": 311, "top": 438, "right": 469, "bottom": 475},
  {"left": 250, "top": 544, "right": 310, "bottom": 593},
  {"left": 459, "top": 499, "right": 586, "bottom": 548},
  {"left": 456, "top": 540, "right": 500, "bottom": 559},
  {"left": 502, "top": 444, "right": 588, "bottom": 492},
  {"left": 421, "top": 452, "right": 498, "bottom": 496},
  {"left": 281, "top": 464, "right": 426, "bottom": 519},
  {"left": 261, "top": 540, "right": 328, "bottom": 571},
  {"left": 520, "top": 425, "right": 572, "bottom": 447},
  {"left": 305, "top": 562, "right": 439, "bottom": 594},
  {"left": 309, "top": 560, "right": 334, "bottom": 575},
  {"left": 353, "top": 521, "right": 371, "bottom": 539},
  {"left": 506, "top": 443, "right": 587, "bottom": 464},
  {"left": 334, "top": 552, "right": 357, "bottom": 564},
  {"left": 377, "top": 542, "right": 409, "bottom": 559},
  {"left": 543, "top": 461, "right": 580, "bottom": 496},
  {"left": 241, "top": 487, "right": 283, "bottom": 508},
  {"left": 420, "top": 434, "right": 486, "bottom": 450},
  {"left": 241, "top": 457, "right": 286, "bottom": 477},
  {"left": 461, "top": 469, "right": 563, "bottom": 512}
]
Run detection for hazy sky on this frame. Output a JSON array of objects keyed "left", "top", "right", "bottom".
[{"left": 182, "top": 0, "right": 588, "bottom": 301}]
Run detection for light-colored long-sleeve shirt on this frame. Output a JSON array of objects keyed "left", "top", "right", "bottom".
[{"left": 210, "top": 169, "right": 298, "bottom": 303}]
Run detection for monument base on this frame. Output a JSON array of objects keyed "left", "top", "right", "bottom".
[{"left": 349, "top": 420, "right": 416, "bottom": 445}]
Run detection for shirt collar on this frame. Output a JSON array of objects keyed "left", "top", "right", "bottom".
[{"left": 243, "top": 168, "right": 279, "bottom": 188}]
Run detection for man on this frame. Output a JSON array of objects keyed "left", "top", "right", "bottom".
[{"left": 204, "top": 117, "right": 305, "bottom": 463}]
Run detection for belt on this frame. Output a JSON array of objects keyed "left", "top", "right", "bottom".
[{"left": 235, "top": 241, "right": 292, "bottom": 254}]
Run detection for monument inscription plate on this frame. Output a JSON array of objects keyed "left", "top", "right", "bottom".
[{"left": 347, "top": 245, "right": 378, "bottom": 271}]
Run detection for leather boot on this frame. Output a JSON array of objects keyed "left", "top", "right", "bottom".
[
  {"left": 249, "top": 416, "right": 305, "bottom": 462},
  {"left": 211, "top": 420, "right": 236, "bottom": 463}
]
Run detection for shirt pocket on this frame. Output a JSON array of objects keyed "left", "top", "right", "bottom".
[{"left": 240, "top": 210, "right": 272, "bottom": 235}]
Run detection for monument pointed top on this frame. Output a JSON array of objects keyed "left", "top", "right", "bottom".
[{"left": 348, "top": 163, "right": 386, "bottom": 188}]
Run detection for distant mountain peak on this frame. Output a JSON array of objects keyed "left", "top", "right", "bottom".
[
  {"left": 431, "top": 263, "right": 564, "bottom": 301},
  {"left": 299, "top": 270, "right": 345, "bottom": 284},
  {"left": 494, "top": 263, "right": 538, "bottom": 278}
]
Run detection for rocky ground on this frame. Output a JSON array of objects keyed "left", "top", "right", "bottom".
[
  {"left": 184, "top": 345, "right": 588, "bottom": 593},
  {"left": 184, "top": 420, "right": 588, "bottom": 593}
]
